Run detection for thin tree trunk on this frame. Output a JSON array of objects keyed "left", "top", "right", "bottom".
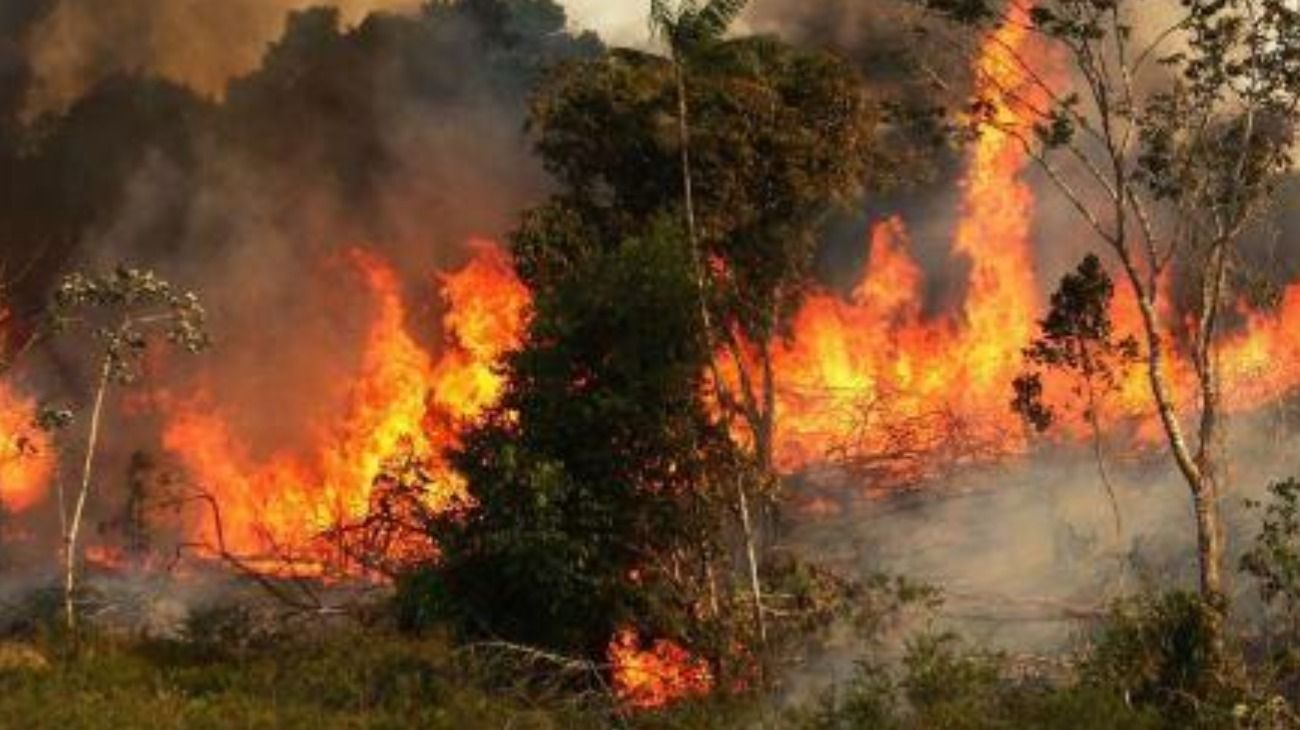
[
  {"left": 65, "top": 357, "right": 111, "bottom": 633},
  {"left": 1081, "top": 369, "right": 1122, "bottom": 538},
  {"left": 672, "top": 53, "right": 767, "bottom": 646},
  {"left": 735, "top": 475, "right": 766, "bottom": 642},
  {"left": 1126, "top": 265, "right": 1226, "bottom": 658},
  {"left": 1191, "top": 240, "right": 1232, "bottom": 658}
]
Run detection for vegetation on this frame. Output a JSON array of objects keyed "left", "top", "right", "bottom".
[
  {"left": 415, "top": 220, "right": 743, "bottom": 662},
  {"left": 5, "top": 0, "right": 1300, "bottom": 728},
  {"left": 1014, "top": 253, "right": 1140, "bottom": 532},
  {"left": 46, "top": 268, "right": 208, "bottom": 632},
  {"left": 408, "top": 3, "right": 888, "bottom": 678},
  {"left": 916, "top": 0, "right": 1300, "bottom": 656}
]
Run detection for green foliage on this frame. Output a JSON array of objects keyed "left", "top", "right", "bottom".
[
  {"left": 1243, "top": 480, "right": 1300, "bottom": 625},
  {"left": 1242, "top": 479, "right": 1300, "bottom": 699},
  {"left": 1012, "top": 254, "right": 1138, "bottom": 433},
  {"left": 524, "top": 34, "right": 879, "bottom": 346},
  {"left": 1082, "top": 592, "right": 1242, "bottom": 727},
  {"left": 650, "top": 0, "right": 750, "bottom": 56},
  {"left": 420, "top": 219, "right": 740, "bottom": 659},
  {"left": 0, "top": 629, "right": 607, "bottom": 730},
  {"left": 791, "top": 631, "right": 1162, "bottom": 730}
]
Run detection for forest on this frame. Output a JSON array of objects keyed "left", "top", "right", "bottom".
[{"left": 2, "top": 0, "right": 1300, "bottom": 727}]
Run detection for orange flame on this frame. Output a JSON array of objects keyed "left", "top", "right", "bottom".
[
  {"left": 161, "top": 241, "right": 528, "bottom": 564},
  {"left": 769, "top": 13, "right": 1300, "bottom": 478},
  {"left": 770, "top": 15, "right": 1046, "bottom": 474},
  {"left": 0, "top": 381, "right": 52, "bottom": 513},
  {"left": 608, "top": 628, "right": 714, "bottom": 710}
]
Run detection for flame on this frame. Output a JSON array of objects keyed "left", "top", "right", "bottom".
[
  {"left": 608, "top": 628, "right": 714, "bottom": 710},
  {"left": 0, "top": 2, "right": 1296, "bottom": 618},
  {"left": 0, "top": 307, "right": 52, "bottom": 513},
  {"left": 0, "top": 381, "right": 52, "bottom": 513},
  {"left": 770, "top": 15, "right": 1046, "bottom": 475},
  {"left": 769, "top": 14, "right": 1300, "bottom": 478},
  {"left": 161, "top": 240, "right": 528, "bottom": 564}
]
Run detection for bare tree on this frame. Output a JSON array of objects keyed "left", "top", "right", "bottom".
[
  {"left": 917, "top": 0, "right": 1300, "bottom": 652},
  {"left": 47, "top": 266, "right": 207, "bottom": 632}
]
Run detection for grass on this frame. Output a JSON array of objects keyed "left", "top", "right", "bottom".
[{"left": 0, "top": 629, "right": 607, "bottom": 730}]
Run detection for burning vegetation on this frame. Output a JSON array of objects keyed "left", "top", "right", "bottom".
[{"left": 3, "top": 0, "right": 1300, "bottom": 727}]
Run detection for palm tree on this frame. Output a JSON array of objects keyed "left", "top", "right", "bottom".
[
  {"left": 649, "top": 0, "right": 746, "bottom": 254},
  {"left": 648, "top": 0, "right": 769, "bottom": 645}
]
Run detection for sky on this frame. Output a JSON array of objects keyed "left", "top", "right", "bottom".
[{"left": 561, "top": 0, "right": 653, "bottom": 47}]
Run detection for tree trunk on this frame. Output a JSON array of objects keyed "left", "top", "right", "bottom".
[
  {"left": 1127, "top": 270, "right": 1227, "bottom": 658},
  {"left": 1191, "top": 240, "right": 1232, "bottom": 657},
  {"left": 1192, "top": 481, "right": 1225, "bottom": 603},
  {"left": 736, "top": 475, "right": 766, "bottom": 643},
  {"left": 672, "top": 55, "right": 767, "bottom": 646},
  {"left": 1081, "top": 367, "right": 1122, "bottom": 538},
  {"left": 65, "top": 357, "right": 111, "bottom": 633}
]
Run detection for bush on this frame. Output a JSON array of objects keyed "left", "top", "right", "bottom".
[
  {"left": 1080, "top": 591, "right": 1258, "bottom": 728},
  {"left": 789, "top": 631, "right": 1160, "bottom": 730}
]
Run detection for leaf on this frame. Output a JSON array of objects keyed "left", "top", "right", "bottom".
[{"left": 694, "top": 0, "right": 748, "bottom": 40}]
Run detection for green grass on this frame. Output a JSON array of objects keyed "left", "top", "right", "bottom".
[{"left": 0, "top": 630, "right": 607, "bottom": 730}]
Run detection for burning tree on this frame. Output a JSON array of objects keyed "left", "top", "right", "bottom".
[
  {"left": 47, "top": 266, "right": 208, "bottom": 632},
  {"left": 918, "top": 0, "right": 1300, "bottom": 656},
  {"left": 426, "top": 220, "right": 743, "bottom": 667},
  {"left": 514, "top": 1, "right": 883, "bottom": 658}
]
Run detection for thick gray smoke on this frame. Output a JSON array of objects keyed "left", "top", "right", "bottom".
[
  {"left": 778, "top": 412, "right": 1300, "bottom": 701},
  {"left": 0, "top": 1, "right": 599, "bottom": 567}
]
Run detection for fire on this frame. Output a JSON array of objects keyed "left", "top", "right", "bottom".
[
  {"left": 429, "top": 240, "right": 531, "bottom": 423},
  {"left": 608, "top": 628, "right": 714, "bottom": 710},
  {"left": 0, "top": 306, "right": 52, "bottom": 514},
  {"left": 1219, "top": 288, "right": 1300, "bottom": 413},
  {"left": 769, "top": 12, "right": 1300, "bottom": 479},
  {"left": 770, "top": 14, "right": 1046, "bottom": 475},
  {"left": 0, "top": 380, "right": 52, "bottom": 514},
  {"left": 161, "top": 240, "right": 528, "bottom": 564}
]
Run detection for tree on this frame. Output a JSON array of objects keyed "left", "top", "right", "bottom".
[
  {"left": 1013, "top": 253, "right": 1139, "bottom": 534},
  {"left": 917, "top": 0, "right": 1300, "bottom": 653},
  {"left": 649, "top": 0, "right": 773, "bottom": 644},
  {"left": 425, "top": 220, "right": 744, "bottom": 665},
  {"left": 47, "top": 266, "right": 207, "bottom": 632},
  {"left": 520, "top": 18, "right": 881, "bottom": 646},
  {"left": 1242, "top": 478, "right": 1300, "bottom": 681}
]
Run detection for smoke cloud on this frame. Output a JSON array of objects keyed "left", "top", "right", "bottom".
[{"left": 20, "top": 0, "right": 418, "bottom": 116}]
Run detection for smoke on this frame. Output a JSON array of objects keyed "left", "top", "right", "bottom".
[
  {"left": 0, "top": 2, "right": 600, "bottom": 563},
  {"left": 779, "top": 413, "right": 1300, "bottom": 699},
  {"left": 19, "top": 0, "right": 418, "bottom": 116},
  {"left": 18, "top": 0, "right": 677, "bottom": 117}
]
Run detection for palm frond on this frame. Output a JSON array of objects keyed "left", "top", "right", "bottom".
[
  {"left": 694, "top": 0, "right": 748, "bottom": 40},
  {"left": 649, "top": 0, "right": 676, "bottom": 41}
]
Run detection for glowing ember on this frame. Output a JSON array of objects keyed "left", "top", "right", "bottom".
[
  {"left": 608, "top": 628, "right": 714, "bottom": 709},
  {"left": 161, "top": 241, "right": 528, "bottom": 564}
]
